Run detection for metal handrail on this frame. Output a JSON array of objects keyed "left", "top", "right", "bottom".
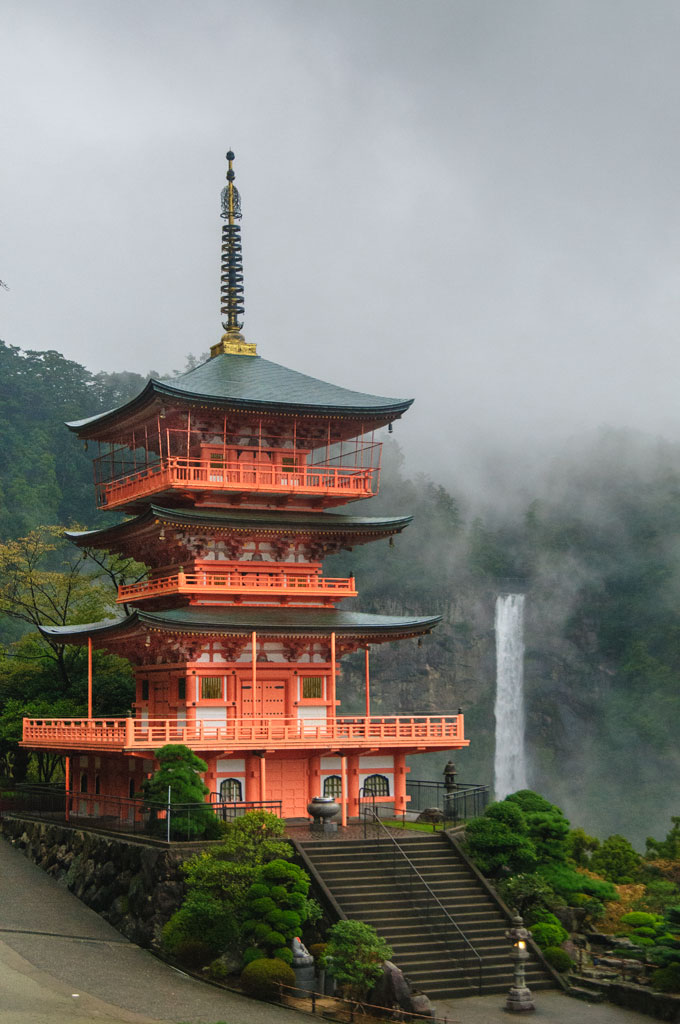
[{"left": 361, "top": 801, "right": 483, "bottom": 995}]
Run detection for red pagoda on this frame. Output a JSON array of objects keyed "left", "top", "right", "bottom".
[{"left": 24, "top": 152, "right": 468, "bottom": 821}]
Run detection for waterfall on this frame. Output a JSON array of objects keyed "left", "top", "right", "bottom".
[{"left": 494, "top": 593, "right": 528, "bottom": 799}]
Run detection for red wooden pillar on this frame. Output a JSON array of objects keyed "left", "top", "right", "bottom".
[
  {"left": 87, "top": 637, "right": 93, "bottom": 719},
  {"left": 364, "top": 646, "right": 370, "bottom": 718},
  {"left": 347, "top": 754, "right": 360, "bottom": 819},
  {"left": 340, "top": 755, "right": 348, "bottom": 827},
  {"left": 64, "top": 755, "right": 70, "bottom": 822},
  {"left": 394, "top": 752, "right": 408, "bottom": 815},
  {"left": 259, "top": 753, "right": 267, "bottom": 804},
  {"left": 329, "top": 632, "right": 336, "bottom": 714}
]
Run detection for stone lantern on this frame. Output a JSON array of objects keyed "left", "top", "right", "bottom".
[{"left": 505, "top": 914, "right": 535, "bottom": 1013}]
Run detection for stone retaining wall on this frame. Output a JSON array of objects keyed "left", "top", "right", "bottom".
[{"left": 1, "top": 817, "right": 188, "bottom": 949}]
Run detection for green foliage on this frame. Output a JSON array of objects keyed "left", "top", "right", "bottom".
[
  {"left": 525, "top": 909, "right": 563, "bottom": 929},
  {"left": 530, "top": 921, "right": 568, "bottom": 949},
  {"left": 567, "top": 828, "right": 600, "bottom": 867},
  {"left": 323, "top": 920, "right": 393, "bottom": 1000},
  {"left": 542, "top": 946, "right": 573, "bottom": 972},
  {"left": 240, "top": 957, "right": 296, "bottom": 1000},
  {"left": 142, "top": 745, "right": 219, "bottom": 840},
  {"left": 505, "top": 791, "right": 570, "bottom": 864},
  {"left": 650, "top": 965, "right": 680, "bottom": 993},
  {"left": 646, "top": 817, "right": 680, "bottom": 861},
  {"left": 213, "top": 810, "right": 290, "bottom": 865},
  {"left": 634, "top": 880, "right": 680, "bottom": 915},
  {"left": 161, "top": 892, "right": 238, "bottom": 966},
  {"left": 537, "top": 863, "right": 618, "bottom": 903},
  {"left": 619, "top": 911, "right": 659, "bottom": 928},
  {"left": 240, "top": 858, "right": 316, "bottom": 963},
  {"left": 465, "top": 815, "right": 537, "bottom": 878},
  {"left": 590, "top": 834, "right": 641, "bottom": 883},
  {"left": 495, "top": 873, "right": 558, "bottom": 917},
  {"left": 485, "top": 799, "right": 527, "bottom": 831}
]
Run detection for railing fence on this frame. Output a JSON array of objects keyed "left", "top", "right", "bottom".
[{"left": 1, "top": 784, "right": 281, "bottom": 843}]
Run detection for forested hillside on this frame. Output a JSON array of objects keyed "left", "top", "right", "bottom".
[{"left": 1, "top": 340, "right": 679, "bottom": 846}]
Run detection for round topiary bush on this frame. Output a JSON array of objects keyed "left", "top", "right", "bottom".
[
  {"left": 542, "top": 946, "right": 573, "bottom": 973},
  {"left": 620, "top": 911, "right": 659, "bottom": 929},
  {"left": 530, "top": 921, "right": 568, "bottom": 949},
  {"left": 240, "top": 957, "right": 296, "bottom": 1000}
]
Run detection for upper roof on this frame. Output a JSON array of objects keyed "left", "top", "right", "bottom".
[{"left": 67, "top": 353, "right": 412, "bottom": 436}]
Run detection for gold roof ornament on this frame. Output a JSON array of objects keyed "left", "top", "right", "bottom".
[{"left": 211, "top": 149, "right": 257, "bottom": 358}]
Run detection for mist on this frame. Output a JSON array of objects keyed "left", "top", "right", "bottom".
[{"left": 4, "top": 0, "right": 680, "bottom": 479}]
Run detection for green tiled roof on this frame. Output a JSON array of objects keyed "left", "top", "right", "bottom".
[
  {"left": 68, "top": 353, "right": 412, "bottom": 434},
  {"left": 65, "top": 505, "right": 412, "bottom": 547},
  {"left": 39, "top": 606, "right": 441, "bottom": 643}
]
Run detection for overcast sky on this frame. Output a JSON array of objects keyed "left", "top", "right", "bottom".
[{"left": 3, "top": 1, "right": 680, "bottom": 490}]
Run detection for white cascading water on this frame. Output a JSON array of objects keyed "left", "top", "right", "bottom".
[{"left": 494, "top": 593, "right": 528, "bottom": 799}]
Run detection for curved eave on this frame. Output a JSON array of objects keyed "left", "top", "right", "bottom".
[
  {"left": 65, "top": 507, "right": 413, "bottom": 549},
  {"left": 38, "top": 608, "right": 442, "bottom": 644},
  {"left": 67, "top": 368, "right": 412, "bottom": 440}
]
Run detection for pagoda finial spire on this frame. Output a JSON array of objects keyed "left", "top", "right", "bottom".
[{"left": 211, "top": 149, "right": 257, "bottom": 358}]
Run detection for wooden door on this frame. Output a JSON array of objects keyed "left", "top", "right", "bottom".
[{"left": 267, "top": 758, "right": 309, "bottom": 817}]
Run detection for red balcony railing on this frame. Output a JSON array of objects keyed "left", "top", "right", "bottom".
[
  {"left": 117, "top": 569, "right": 357, "bottom": 604},
  {"left": 97, "top": 457, "right": 377, "bottom": 510},
  {"left": 23, "top": 714, "right": 467, "bottom": 752}
]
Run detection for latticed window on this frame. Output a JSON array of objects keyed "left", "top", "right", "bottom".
[
  {"left": 364, "top": 774, "right": 390, "bottom": 796},
  {"left": 302, "top": 676, "right": 323, "bottom": 699},
  {"left": 323, "top": 775, "right": 342, "bottom": 798},
  {"left": 201, "top": 676, "right": 222, "bottom": 699},
  {"left": 220, "top": 778, "right": 243, "bottom": 802}
]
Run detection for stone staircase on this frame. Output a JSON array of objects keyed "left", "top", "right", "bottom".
[{"left": 298, "top": 832, "right": 557, "bottom": 999}]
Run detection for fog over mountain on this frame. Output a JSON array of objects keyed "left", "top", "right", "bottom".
[{"left": 3, "top": 0, "right": 680, "bottom": 482}]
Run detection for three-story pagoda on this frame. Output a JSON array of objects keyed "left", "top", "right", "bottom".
[{"left": 24, "top": 152, "right": 468, "bottom": 821}]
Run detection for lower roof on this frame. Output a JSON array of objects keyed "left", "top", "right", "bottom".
[
  {"left": 39, "top": 606, "right": 441, "bottom": 644},
  {"left": 66, "top": 505, "right": 413, "bottom": 548}
]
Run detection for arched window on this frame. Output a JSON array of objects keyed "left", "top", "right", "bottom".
[
  {"left": 364, "top": 774, "right": 390, "bottom": 797},
  {"left": 220, "top": 778, "right": 243, "bottom": 802},
  {"left": 323, "top": 775, "right": 342, "bottom": 798}
]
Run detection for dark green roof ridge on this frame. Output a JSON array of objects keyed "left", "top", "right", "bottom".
[
  {"left": 39, "top": 606, "right": 441, "bottom": 641},
  {"left": 67, "top": 353, "right": 412, "bottom": 434},
  {"left": 65, "top": 505, "right": 413, "bottom": 545}
]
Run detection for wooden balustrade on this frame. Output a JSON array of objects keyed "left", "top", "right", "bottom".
[
  {"left": 117, "top": 570, "right": 358, "bottom": 603},
  {"left": 23, "top": 714, "right": 466, "bottom": 751},
  {"left": 97, "top": 457, "right": 377, "bottom": 510}
]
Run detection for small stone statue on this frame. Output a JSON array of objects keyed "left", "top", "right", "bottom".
[{"left": 291, "top": 936, "right": 315, "bottom": 996}]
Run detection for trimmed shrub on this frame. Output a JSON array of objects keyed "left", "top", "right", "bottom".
[
  {"left": 537, "top": 863, "right": 617, "bottom": 902},
  {"left": 525, "top": 909, "right": 563, "bottom": 929},
  {"left": 530, "top": 921, "right": 568, "bottom": 949},
  {"left": 309, "top": 942, "right": 327, "bottom": 959},
  {"left": 496, "top": 873, "right": 558, "bottom": 918},
  {"left": 161, "top": 893, "right": 238, "bottom": 964},
  {"left": 650, "top": 965, "right": 680, "bottom": 993},
  {"left": 590, "top": 835, "right": 641, "bottom": 884},
  {"left": 620, "top": 911, "right": 659, "bottom": 928},
  {"left": 240, "top": 957, "right": 296, "bottom": 1000},
  {"left": 542, "top": 946, "right": 573, "bottom": 973}
]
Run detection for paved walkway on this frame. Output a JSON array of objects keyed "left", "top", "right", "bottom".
[{"left": 0, "top": 835, "right": 659, "bottom": 1024}]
